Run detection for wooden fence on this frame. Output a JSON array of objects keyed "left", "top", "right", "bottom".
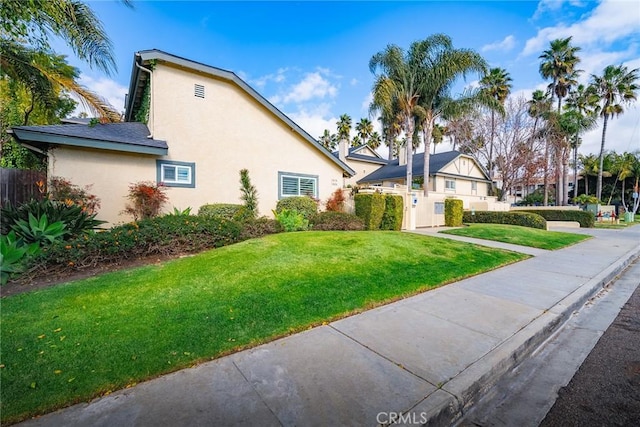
[{"left": 0, "top": 168, "right": 46, "bottom": 207}]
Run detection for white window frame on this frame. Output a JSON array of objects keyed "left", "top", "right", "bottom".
[
  {"left": 279, "top": 172, "right": 318, "bottom": 198},
  {"left": 445, "top": 179, "right": 456, "bottom": 191},
  {"left": 157, "top": 160, "right": 195, "bottom": 188}
]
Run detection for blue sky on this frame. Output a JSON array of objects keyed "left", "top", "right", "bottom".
[{"left": 58, "top": 0, "right": 640, "bottom": 155}]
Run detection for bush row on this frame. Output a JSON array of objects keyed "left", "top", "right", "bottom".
[
  {"left": 310, "top": 212, "right": 365, "bottom": 231},
  {"left": 518, "top": 209, "right": 595, "bottom": 228},
  {"left": 462, "top": 210, "right": 547, "bottom": 229}
]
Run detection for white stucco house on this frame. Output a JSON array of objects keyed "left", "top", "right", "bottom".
[{"left": 10, "top": 50, "right": 355, "bottom": 225}]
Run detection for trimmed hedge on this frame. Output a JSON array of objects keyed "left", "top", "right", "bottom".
[
  {"left": 519, "top": 209, "right": 594, "bottom": 228},
  {"left": 445, "top": 199, "right": 464, "bottom": 227},
  {"left": 463, "top": 210, "right": 547, "bottom": 229},
  {"left": 239, "top": 217, "right": 283, "bottom": 240},
  {"left": 198, "top": 203, "right": 246, "bottom": 221},
  {"left": 381, "top": 195, "right": 404, "bottom": 231},
  {"left": 354, "top": 193, "right": 386, "bottom": 230},
  {"left": 275, "top": 196, "right": 318, "bottom": 220},
  {"left": 310, "top": 211, "right": 365, "bottom": 231},
  {"left": 32, "top": 215, "right": 243, "bottom": 274}
]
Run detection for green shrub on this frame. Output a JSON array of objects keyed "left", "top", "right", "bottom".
[
  {"left": 273, "top": 209, "right": 309, "bottom": 232},
  {"left": 0, "top": 231, "right": 40, "bottom": 285},
  {"left": 1, "top": 199, "right": 105, "bottom": 238},
  {"left": 48, "top": 176, "right": 101, "bottom": 214},
  {"left": 239, "top": 217, "right": 283, "bottom": 240},
  {"left": 380, "top": 195, "right": 404, "bottom": 231},
  {"left": 519, "top": 209, "right": 595, "bottom": 228},
  {"left": 275, "top": 196, "right": 318, "bottom": 220},
  {"left": 239, "top": 169, "right": 259, "bottom": 219},
  {"left": 198, "top": 203, "right": 246, "bottom": 221},
  {"left": 33, "top": 215, "right": 243, "bottom": 275},
  {"left": 11, "top": 213, "right": 66, "bottom": 245},
  {"left": 354, "top": 193, "right": 386, "bottom": 230},
  {"left": 444, "top": 199, "right": 464, "bottom": 227},
  {"left": 310, "top": 212, "right": 365, "bottom": 231},
  {"left": 463, "top": 210, "right": 547, "bottom": 229}
]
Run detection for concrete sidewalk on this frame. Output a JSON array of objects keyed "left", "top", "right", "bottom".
[{"left": 19, "top": 226, "right": 640, "bottom": 427}]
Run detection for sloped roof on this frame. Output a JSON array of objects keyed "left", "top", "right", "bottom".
[
  {"left": 358, "top": 150, "right": 490, "bottom": 183},
  {"left": 332, "top": 145, "right": 388, "bottom": 165},
  {"left": 10, "top": 123, "right": 168, "bottom": 156},
  {"left": 125, "top": 49, "right": 355, "bottom": 176}
]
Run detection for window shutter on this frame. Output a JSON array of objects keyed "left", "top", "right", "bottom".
[{"left": 282, "top": 176, "right": 299, "bottom": 195}]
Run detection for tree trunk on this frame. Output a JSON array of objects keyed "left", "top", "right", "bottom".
[
  {"left": 573, "top": 141, "right": 578, "bottom": 202},
  {"left": 405, "top": 117, "right": 414, "bottom": 192},
  {"left": 543, "top": 138, "right": 550, "bottom": 206},
  {"left": 562, "top": 145, "right": 569, "bottom": 206},
  {"left": 488, "top": 110, "right": 495, "bottom": 181},
  {"left": 422, "top": 119, "right": 433, "bottom": 197},
  {"left": 596, "top": 114, "right": 609, "bottom": 201}
]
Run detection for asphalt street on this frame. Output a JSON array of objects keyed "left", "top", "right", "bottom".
[
  {"left": 458, "top": 259, "right": 640, "bottom": 427},
  {"left": 540, "top": 264, "right": 640, "bottom": 426}
]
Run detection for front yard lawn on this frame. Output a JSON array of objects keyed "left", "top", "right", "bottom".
[
  {"left": 1, "top": 231, "right": 526, "bottom": 423},
  {"left": 440, "top": 223, "right": 590, "bottom": 250}
]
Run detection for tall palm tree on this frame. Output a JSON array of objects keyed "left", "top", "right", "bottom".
[
  {"left": 539, "top": 37, "right": 581, "bottom": 204},
  {"left": 590, "top": 64, "right": 640, "bottom": 201},
  {"left": 370, "top": 42, "right": 427, "bottom": 191},
  {"left": 479, "top": 67, "right": 512, "bottom": 181},
  {"left": 527, "top": 90, "right": 552, "bottom": 204},
  {"left": 374, "top": 103, "right": 402, "bottom": 160},
  {"left": 607, "top": 152, "right": 636, "bottom": 206},
  {"left": 565, "top": 84, "right": 598, "bottom": 201},
  {"left": 412, "top": 34, "right": 492, "bottom": 196},
  {"left": 355, "top": 117, "right": 374, "bottom": 147}
]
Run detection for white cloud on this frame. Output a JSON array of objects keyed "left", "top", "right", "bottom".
[
  {"left": 532, "top": 0, "right": 585, "bottom": 20},
  {"left": 286, "top": 104, "right": 338, "bottom": 139},
  {"left": 361, "top": 92, "right": 373, "bottom": 113},
  {"left": 482, "top": 35, "right": 516, "bottom": 52},
  {"left": 282, "top": 71, "right": 338, "bottom": 104},
  {"left": 580, "top": 106, "right": 640, "bottom": 155},
  {"left": 350, "top": 78, "right": 359, "bottom": 86},
  {"left": 251, "top": 68, "right": 288, "bottom": 88},
  {"left": 523, "top": 0, "right": 640, "bottom": 57},
  {"left": 73, "top": 75, "right": 127, "bottom": 116}
]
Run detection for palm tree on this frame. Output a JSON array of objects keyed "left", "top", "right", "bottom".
[
  {"left": 589, "top": 64, "right": 640, "bottom": 201},
  {"left": 412, "top": 34, "right": 492, "bottom": 196},
  {"left": 375, "top": 106, "right": 402, "bottom": 160},
  {"left": 431, "top": 124, "right": 445, "bottom": 154},
  {"left": 579, "top": 153, "right": 600, "bottom": 196},
  {"left": 355, "top": 118, "right": 374, "bottom": 147},
  {"left": 318, "top": 129, "right": 337, "bottom": 151},
  {"left": 370, "top": 42, "right": 427, "bottom": 191},
  {"left": 607, "top": 152, "right": 635, "bottom": 206},
  {"left": 527, "top": 90, "right": 552, "bottom": 204},
  {"left": 336, "top": 113, "right": 352, "bottom": 147},
  {"left": 479, "top": 67, "right": 512, "bottom": 180},
  {"left": 0, "top": 0, "right": 128, "bottom": 121},
  {"left": 368, "top": 131, "right": 382, "bottom": 150},
  {"left": 539, "top": 37, "right": 582, "bottom": 204},
  {"left": 565, "top": 84, "right": 598, "bottom": 201}
]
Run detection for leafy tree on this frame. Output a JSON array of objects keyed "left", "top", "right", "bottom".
[
  {"left": 578, "top": 153, "right": 599, "bottom": 197},
  {"left": 479, "top": 67, "right": 512, "bottom": 180},
  {"left": 239, "top": 169, "right": 258, "bottom": 219},
  {"left": 527, "top": 90, "right": 552, "bottom": 204},
  {"left": 589, "top": 64, "right": 639, "bottom": 201}
]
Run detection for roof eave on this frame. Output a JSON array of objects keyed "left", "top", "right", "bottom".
[{"left": 12, "top": 129, "right": 167, "bottom": 156}]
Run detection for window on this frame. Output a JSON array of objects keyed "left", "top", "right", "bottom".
[
  {"left": 279, "top": 172, "right": 318, "bottom": 198},
  {"left": 471, "top": 181, "right": 477, "bottom": 191},
  {"left": 434, "top": 202, "right": 445, "bottom": 214},
  {"left": 194, "top": 84, "right": 205, "bottom": 98},
  {"left": 445, "top": 179, "right": 456, "bottom": 191},
  {"left": 157, "top": 160, "right": 195, "bottom": 188}
]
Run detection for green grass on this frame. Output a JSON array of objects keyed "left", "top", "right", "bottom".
[
  {"left": 440, "top": 223, "right": 590, "bottom": 250},
  {"left": 1, "top": 231, "right": 525, "bottom": 423}
]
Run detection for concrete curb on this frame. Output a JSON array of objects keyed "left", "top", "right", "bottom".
[{"left": 400, "top": 243, "right": 640, "bottom": 426}]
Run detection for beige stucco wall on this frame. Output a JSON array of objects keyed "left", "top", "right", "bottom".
[
  {"left": 48, "top": 62, "right": 347, "bottom": 225},
  {"left": 48, "top": 146, "right": 156, "bottom": 225},
  {"left": 344, "top": 158, "right": 385, "bottom": 187},
  {"left": 148, "top": 63, "right": 344, "bottom": 217}
]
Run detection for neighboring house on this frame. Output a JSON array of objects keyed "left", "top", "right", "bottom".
[
  {"left": 356, "top": 150, "right": 509, "bottom": 228},
  {"left": 10, "top": 50, "right": 354, "bottom": 225},
  {"left": 358, "top": 150, "right": 490, "bottom": 197},
  {"left": 332, "top": 143, "right": 388, "bottom": 187}
]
